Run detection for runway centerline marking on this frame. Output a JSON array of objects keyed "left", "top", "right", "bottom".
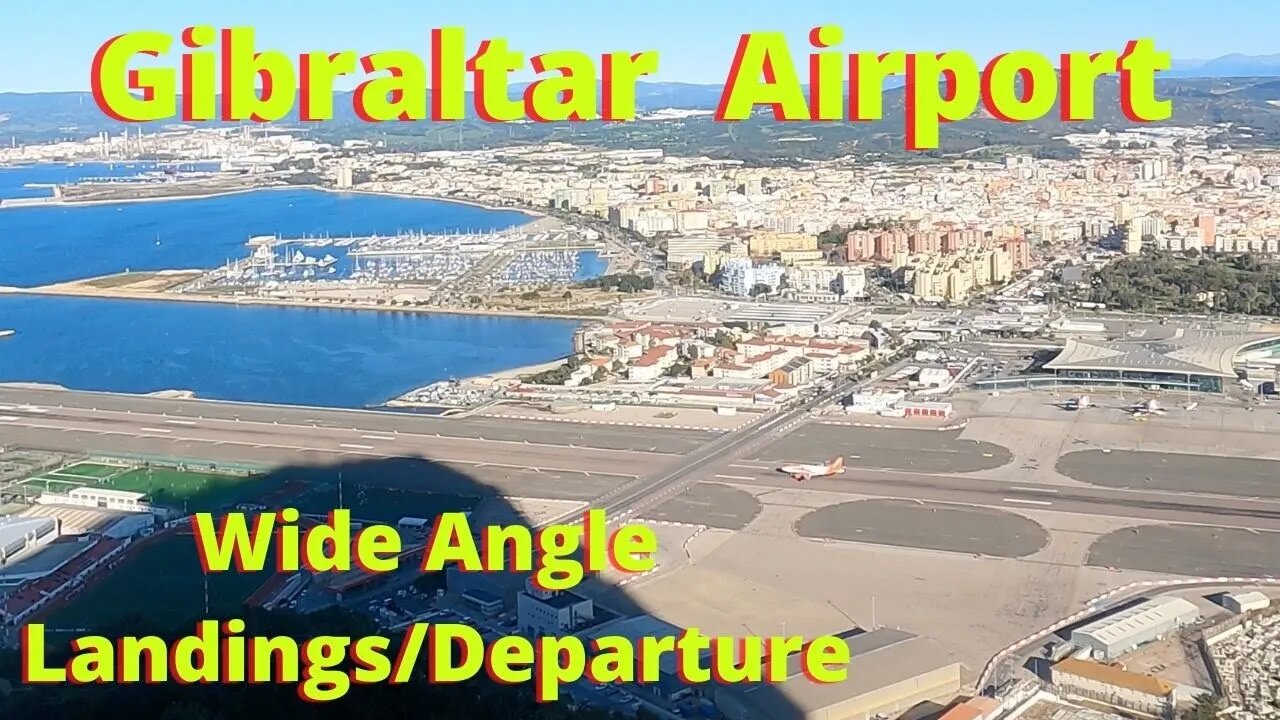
[
  {"left": 361, "top": 434, "right": 396, "bottom": 441},
  {"left": 139, "top": 427, "right": 172, "bottom": 434},
  {"left": 339, "top": 443, "right": 374, "bottom": 450},
  {"left": 5, "top": 417, "right": 645, "bottom": 477},
  {"left": 1011, "top": 486, "right": 1059, "bottom": 494},
  {"left": 1002, "top": 498, "right": 1053, "bottom": 506},
  {"left": 165, "top": 419, "right": 197, "bottom": 426},
  {"left": 714, "top": 474, "right": 756, "bottom": 481},
  {"left": 28, "top": 405, "right": 681, "bottom": 457}
]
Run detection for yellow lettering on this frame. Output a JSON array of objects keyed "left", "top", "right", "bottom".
[
  {"left": 300, "top": 51, "right": 357, "bottom": 121},
  {"left": 422, "top": 514, "right": 482, "bottom": 571},
  {"left": 716, "top": 32, "right": 808, "bottom": 121},
  {"left": 851, "top": 51, "right": 906, "bottom": 120},
  {"left": 525, "top": 50, "right": 598, "bottom": 121},
  {"left": 192, "top": 512, "right": 273, "bottom": 573},
  {"left": 20, "top": 625, "right": 66, "bottom": 683},
  {"left": 67, "top": 636, "right": 114, "bottom": 683},
  {"left": 91, "top": 31, "right": 175, "bottom": 122},
  {"left": 802, "top": 635, "right": 850, "bottom": 683},
  {"left": 906, "top": 51, "right": 980, "bottom": 150},
  {"left": 602, "top": 51, "right": 658, "bottom": 120},
  {"left": 354, "top": 51, "right": 427, "bottom": 121},
  {"left": 1119, "top": 38, "right": 1172, "bottom": 121}
]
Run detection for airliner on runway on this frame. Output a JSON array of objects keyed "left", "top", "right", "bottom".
[{"left": 777, "top": 456, "right": 845, "bottom": 482}]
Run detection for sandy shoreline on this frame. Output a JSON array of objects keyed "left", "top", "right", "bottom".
[{"left": 13, "top": 284, "right": 608, "bottom": 322}]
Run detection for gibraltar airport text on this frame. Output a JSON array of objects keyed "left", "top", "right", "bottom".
[
  {"left": 21, "top": 509, "right": 852, "bottom": 701},
  {"left": 90, "top": 26, "right": 1173, "bottom": 150}
]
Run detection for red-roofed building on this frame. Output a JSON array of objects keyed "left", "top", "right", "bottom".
[
  {"left": 2, "top": 536, "right": 127, "bottom": 626},
  {"left": 628, "top": 345, "right": 678, "bottom": 381}
]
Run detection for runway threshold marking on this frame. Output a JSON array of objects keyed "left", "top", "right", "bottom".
[
  {"left": 0, "top": 416, "right": 17, "bottom": 422},
  {"left": 339, "top": 443, "right": 374, "bottom": 450},
  {"left": 729, "top": 463, "right": 770, "bottom": 470},
  {"left": 714, "top": 474, "right": 757, "bottom": 481},
  {"left": 1003, "top": 498, "right": 1053, "bottom": 506},
  {"left": 1011, "top": 486, "right": 1059, "bottom": 494}
]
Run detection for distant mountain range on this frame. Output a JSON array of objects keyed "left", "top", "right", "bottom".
[{"left": 1169, "top": 54, "right": 1280, "bottom": 78}]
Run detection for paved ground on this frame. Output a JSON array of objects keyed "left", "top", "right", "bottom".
[
  {"left": 1087, "top": 525, "right": 1280, "bottom": 577},
  {"left": 480, "top": 402, "right": 757, "bottom": 432},
  {"left": 638, "top": 482, "right": 762, "bottom": 530},
  {"left": 0, "top": 386, "right": 718, "bottom": 455},
  {"left": 0, "top": 387, "right": 708, "bottom": 504},
  {"left": 750, "top": 426, "right": 1014, "bottom": 474},
  {"left": 1059, "top": 450, "right": 1280, "bottom": 498},
  {"left": 794, "top": 499, "right": 1051, "bottom": 558},
  {"left": 625, "top": 507, "right": 1163, "bottom": 688}
]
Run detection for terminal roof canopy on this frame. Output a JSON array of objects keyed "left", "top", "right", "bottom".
[{"left": 1043, "top": 329, "right": 1280, "bottom": 378}]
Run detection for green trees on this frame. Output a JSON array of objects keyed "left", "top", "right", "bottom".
[
  {"left": 1084, "top": 253, "right": 1280, "bottom": 315},
  {"left": 577, "top": 274, "right": 654, "bottom": 293}
]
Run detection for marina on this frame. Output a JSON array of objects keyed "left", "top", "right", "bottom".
[
  {"left": 0, "top": 163, "right": 584, "bottom": 408},
  {"left": 0, "top": 185, "right": 532, "bottom": 287},
  {"left": 193, "top": 226, "right": 608, "bottom": 290}
]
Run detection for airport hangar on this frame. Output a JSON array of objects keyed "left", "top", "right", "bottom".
[{"left": 1040, "top": 329, "right": 1280, "bottom": 393}]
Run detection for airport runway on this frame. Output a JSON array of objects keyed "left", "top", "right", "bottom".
[
  {"left": 700, "top": 460, "right": 1280, "bottom": 531},
  {"left": 750, "top": 424, "right": 1014, "bottom": 473},
  {"left": 0, "top": 386, "right": 717, "bottom": 454},
  {"left": 10, "top": 386, "right": 1279, "bottom": 536},
  {"left": 0, "top": 389, "right": 695, "bottom": 500}
]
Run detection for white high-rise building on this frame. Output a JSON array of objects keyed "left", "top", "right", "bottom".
[{"left": 718, "top": 259, "right": 785, "bottom": 297}]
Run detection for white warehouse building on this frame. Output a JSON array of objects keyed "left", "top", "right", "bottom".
[
  {"left": 1071, "top": 597, "right": 1201, "bottom": 660},
  {"left": 1223, "top": 591, "right": 1271, "bottom": 614},
  {"left": 0, "top": 517, "right": 58, "bottom": 564}
]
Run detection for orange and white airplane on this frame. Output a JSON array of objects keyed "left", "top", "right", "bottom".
[{"left": 777, "top": 456, "right": 845, "bottom": 482}]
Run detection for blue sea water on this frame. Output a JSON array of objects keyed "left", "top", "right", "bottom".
[
  {"left": 0, "top": 163, "right": 584, "bottom": 406},
  {"left": 576, "top": 250, "right": 609, "bottom": 281},
  {"left": 0, "top": 295, "right": 577, "bottom": 408},
  {"left": 0, "top": 185, "right": 534, "bottom": 288}
]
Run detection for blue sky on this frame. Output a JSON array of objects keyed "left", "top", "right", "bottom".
[{"left": 0, "top": 0, "right": 1276, "bottom": 92}]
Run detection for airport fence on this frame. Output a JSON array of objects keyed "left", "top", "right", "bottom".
[{"left": 83, "top": 452, "right": 266, "bottom": 477}]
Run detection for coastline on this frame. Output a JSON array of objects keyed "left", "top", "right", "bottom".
[
  {"left": 14, "top": 284, "right": 610, "bottom": 322},
  {"left": 0, "top": 184, "right": 276, "bottom": 209},
  {"left": 1, "top": 178, "right": 549, "bottom": 229},
  {"left": 0, "top": 167, "right": 591, "bottom": 409}
]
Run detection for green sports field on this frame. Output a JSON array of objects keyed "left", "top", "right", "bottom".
[
  {"left": 95, "top": 467, "right": 259, "bottom": 512},
  {"left": 16, "top": 461, "right": 268, "bottom": 513},
  {"left": 15, "top": 460, "right": 480, "bottom": 523},
  {"left": 45, "top": 530, "right": 276, "bottom": 631}
]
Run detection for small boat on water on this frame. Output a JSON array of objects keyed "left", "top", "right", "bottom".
[{"left": 0, "top": 330, "right": 14, "bottom": 338}]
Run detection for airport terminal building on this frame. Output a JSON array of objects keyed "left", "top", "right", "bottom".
[{"left": 1042, "top": 329, "right": 1280, "bottom": 393}]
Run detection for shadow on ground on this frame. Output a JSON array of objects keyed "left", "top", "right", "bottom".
[{"left": 0, "top": 454, "right": 810, "bottom": 720}]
